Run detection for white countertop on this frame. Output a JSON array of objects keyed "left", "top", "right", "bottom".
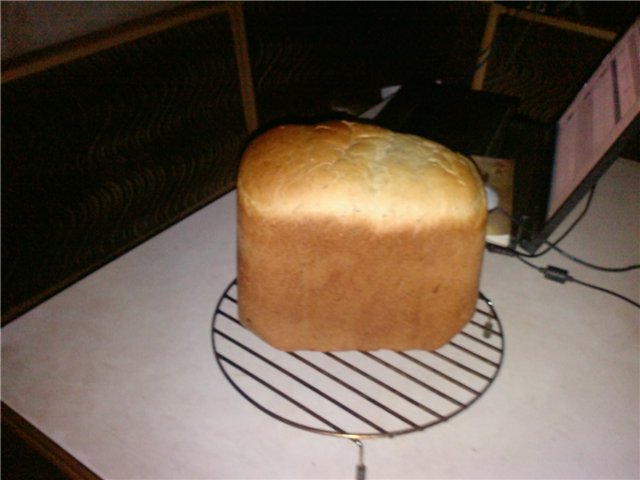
[{"left": 2, "top": 158, "right": 639, "bottom": 479}]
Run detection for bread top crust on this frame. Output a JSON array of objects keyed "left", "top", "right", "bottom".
[{"left": 238, "top": 120, "right": 487, "bottom": 228}]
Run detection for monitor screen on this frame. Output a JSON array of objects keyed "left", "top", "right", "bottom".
[
  {"left": 486, "top": 15, "right": 640, "bottom": 254},
  {"left": 550, "top": 17, "right": 640, "bottom": 218}
]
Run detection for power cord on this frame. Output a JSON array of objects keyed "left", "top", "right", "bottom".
[
  {"left": 486, "top": 187, "right": 640, "bottom": 309},
  {"left": 513, "top": 186, "right": 595, "bottom": 259},
  {"left": 515, "top": 254, "right": 640, "bottom": 309},
  {"left": 487, "top": 243, "right": 639, "bottom": 308},
  {"left": 493, "top": 190, "right": 640, "bottom": 272}
]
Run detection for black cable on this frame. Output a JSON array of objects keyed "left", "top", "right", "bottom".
[
  {"left": 494, "top": 188, "right": 640, "bottom": 272},
  {"left": 513, "top": 255, "right": 640, "bottom": 309},
  {"left": 545, "top": 243, "right": 640, "bottom": 273},
  {"left": 495, "top": 188, "right": 593, "bottom": 260},
  {"left": 518, "top": 186, "right": 596, "bottom": 258},
  {"left": 515, "top": 254, "right": 542, "bottom": 271},
  {"left": 569, "top": 277, "right": 640, "bottom": 309}
]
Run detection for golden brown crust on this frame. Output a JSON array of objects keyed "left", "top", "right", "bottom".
[
  {"left": 237, "top": 120, "right": 487, "bottom": 351},
  {"left": 238, "top": 121, "right": 486, "bottom": 227}
]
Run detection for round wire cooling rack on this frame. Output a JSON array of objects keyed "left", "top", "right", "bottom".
[{"left": 211, "top": 279, "right": 504, "bottom": 444}]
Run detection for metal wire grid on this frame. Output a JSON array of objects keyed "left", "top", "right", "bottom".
[{"left": 212, "top": 279, "right": 504, "bottom": 440}]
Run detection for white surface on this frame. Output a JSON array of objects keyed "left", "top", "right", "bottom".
[{"left": 2, "top": 158, "right": 639, "bottom": 479}]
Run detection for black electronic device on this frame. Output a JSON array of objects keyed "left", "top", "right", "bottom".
[
  {"left": 377, "top": 16, "right": 640, "bottom": 254},
  {"left": 504, "top": 16, "right": 640, "bottom": 252},
  {"left": 376, "top": 81, "right": 518, "bottom": 158}
]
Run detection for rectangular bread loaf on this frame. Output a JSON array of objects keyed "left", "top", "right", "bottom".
[{"left": 236, "top": 120, "right": 487, "bottom": 351}]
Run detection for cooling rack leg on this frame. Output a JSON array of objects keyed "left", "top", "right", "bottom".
[{"left": 353, "top": 439, "right": 366, "bottom": 480}]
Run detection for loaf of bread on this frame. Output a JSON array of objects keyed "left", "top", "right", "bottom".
[{"left": 236, "top": 120, "right": 487, "bottom": 351}]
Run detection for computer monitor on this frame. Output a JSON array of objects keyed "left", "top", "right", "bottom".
[
  {"left": 508, "top": 15, "right": 640, "bottom": 253},
  {"left": 375, "top": 16, "right": 640, "bottom": 255}
]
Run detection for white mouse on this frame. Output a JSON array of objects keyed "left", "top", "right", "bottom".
[{"left": 484, "top": 184, "right": 499, "bottom": 211}]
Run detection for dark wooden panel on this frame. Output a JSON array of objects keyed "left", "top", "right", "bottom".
[
  {"left": 483, "top": 14, "right": 613, "bottom": 122},
  {"left": 2, "top": 403, "right": 99, "bottom": 480},
  {"left": 2, "top": 12, "right": 247, "bottom": 323}
]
